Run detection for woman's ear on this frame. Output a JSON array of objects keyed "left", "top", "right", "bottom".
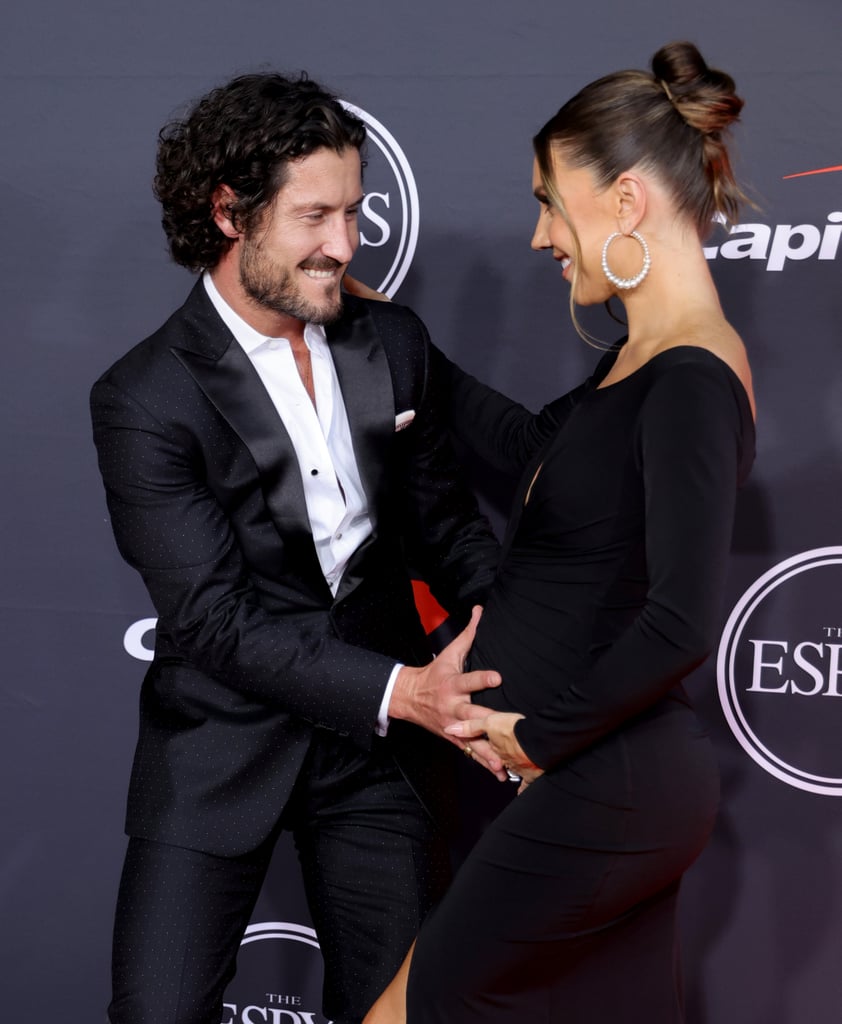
[
  {"left": 211, "top": 184, "right": 241, "bottom": 239},
  {"left": 614, "top": 172, "right": 647, "bottom": 234}
]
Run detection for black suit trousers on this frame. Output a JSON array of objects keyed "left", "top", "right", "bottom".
[{"left": 108, "top": 732, "right": 450, "bottom": 1024}]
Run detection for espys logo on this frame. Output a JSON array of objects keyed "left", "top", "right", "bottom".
[
  {"left": 124, "top": 617, "right": 156, "bottom": 661},
  {"left": 341, "top": 102, "right": 420, "bottom": 297},
  {"left": 704, "top": 163, "right": 842, "bottom": 271},
  {"left": 717, "top": 547, "right": 842, "bottom": 795},
  {"left": 221, "top": 921, "right": 331, "bottom": 1024}
]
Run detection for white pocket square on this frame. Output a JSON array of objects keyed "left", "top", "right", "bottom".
[{"left": 394, "top": 410, "right": 416, "bottom": 432}]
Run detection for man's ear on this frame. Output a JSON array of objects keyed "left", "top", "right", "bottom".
[
  {"left": 211, "top": 184, "right": 241, "bottom": 239},
  {"left": 613, "top": 172, "right": 647, "bottom": 234}
]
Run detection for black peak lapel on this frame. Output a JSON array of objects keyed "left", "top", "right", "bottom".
[
  {"left": 171, "top": 284, "right": 316, "bottom": 553},
  {"left": 328, "top": 300, "right": 395, "bottom": 519}
]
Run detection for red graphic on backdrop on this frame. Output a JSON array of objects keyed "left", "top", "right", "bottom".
[
  {"left": 411, "top": 579, "right": 449, "bottom": 634},
  {"left": 783, "top": 165, "right": 842, "bottom": 179}
]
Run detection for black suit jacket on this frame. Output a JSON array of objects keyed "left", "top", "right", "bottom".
[{"left": 91, "top": 282, "right": 498, "bottom": 856}]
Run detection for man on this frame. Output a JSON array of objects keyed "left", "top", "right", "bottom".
[{"left": 91, "top": 72, "right": 501, "bottom": 1024}]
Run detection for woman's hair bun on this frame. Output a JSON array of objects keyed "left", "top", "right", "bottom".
[{"left": 652, "top": 41, "right": 743, "bottom": 135}]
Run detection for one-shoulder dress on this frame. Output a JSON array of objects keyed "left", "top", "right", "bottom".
[{"left": 406, "top": 344, "right": 755, "bottom": 1023}]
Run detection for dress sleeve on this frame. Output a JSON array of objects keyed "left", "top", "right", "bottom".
[
  {"left": 430, "top": 344, "right": 595, "bottom": 475},
  {"left": 385, "top": 317, "right": 500, "bottom": 618},
  {"left": 514, "top": 361, "right": 752, "bottom": 770}
]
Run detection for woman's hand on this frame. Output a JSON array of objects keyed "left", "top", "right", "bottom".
[
  {"left": 446, "top": 712, "right": 543, "bottom": 787},
  {"left": 343, "top": 273, "right": 391, "bottom": 302}
]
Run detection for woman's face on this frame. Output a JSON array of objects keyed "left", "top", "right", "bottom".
[{"left": 530, "top": 154, "right": 616, "bottom": 306}]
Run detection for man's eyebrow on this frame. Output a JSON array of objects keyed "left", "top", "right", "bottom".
[{"left": 289, "top": 194, "right": 365, "bottom": 213}]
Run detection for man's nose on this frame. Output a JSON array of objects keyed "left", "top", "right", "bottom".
[{"left": 322, "top": 217, "right": 358, "bottom": 264}]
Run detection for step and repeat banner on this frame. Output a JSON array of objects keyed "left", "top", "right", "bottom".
[{"left": 3, "top": 2, "right": 841, "bottom": 1021}]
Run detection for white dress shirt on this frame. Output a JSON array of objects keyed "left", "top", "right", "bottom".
[{"left": 203, "top": 273, "right": 400, "bottom": 731}]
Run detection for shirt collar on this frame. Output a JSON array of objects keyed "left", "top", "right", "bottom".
[{"left": 202, "top": 271, "right": 327, "bottom": 354}]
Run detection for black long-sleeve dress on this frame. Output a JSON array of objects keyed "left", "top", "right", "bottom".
[{"left": 406, "top": 344, "right": 755, "bottom": 1023}]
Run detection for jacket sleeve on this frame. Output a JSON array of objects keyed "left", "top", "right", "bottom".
[
  {"left": 514, "top": 362, "right": 752, "bottom": 770},
  {"left": 91, "top": 376, "right": 396, "bottom": 750},
  {"left": 430, "top": 344, "right": 600, "bottom": 475}
]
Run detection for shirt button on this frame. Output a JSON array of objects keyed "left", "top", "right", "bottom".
[
  {"left": 336, "top": 532, "right": 343, "bottom": 540},
  {"left": 311, "top": 468, "right": 319, "bottom": 476}
]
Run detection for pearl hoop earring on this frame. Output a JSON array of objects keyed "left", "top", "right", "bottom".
[{"left": 601, "top": 231, "right": 651, "bottom": 290}]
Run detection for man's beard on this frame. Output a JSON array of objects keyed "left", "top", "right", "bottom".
[{"left": 239, "top": 238, "right": 344, "bottom": 326}]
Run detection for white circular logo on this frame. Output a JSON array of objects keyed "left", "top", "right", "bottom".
[
  {"left": 222, "top": 920, "right": 330, "bottom": 1024},
  {"left": 341, "top": 102, "right": 420, "bottom": 297},
  {"left": 717, "top": 546, "right": 842, "bottom": 795},
  {"left": 123, "top": 617, "right": 156, "bottom": 661},
  {"left": 240, "top": 920, "right": 321, "bottom": 950}
]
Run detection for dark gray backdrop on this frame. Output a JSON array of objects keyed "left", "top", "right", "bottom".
[{"left": 3, "top": 1, "right": 842, "bottom": 1021}]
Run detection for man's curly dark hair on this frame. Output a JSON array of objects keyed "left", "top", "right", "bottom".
[{"left": 153, "top": 72, "right": 367, "bottom": 271}]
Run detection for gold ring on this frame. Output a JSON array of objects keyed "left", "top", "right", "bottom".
[{"left": 463, "top": 744, "right": 474, "bottom": 759}]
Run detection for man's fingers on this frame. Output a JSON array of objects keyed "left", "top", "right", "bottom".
[
  {"left": 441, "top": 605, "right": 483, "bottom": 665},
  {"left": 467, "top": 737, "right": 506, "bottom": 778},
  {"left": 462, "top": 604, "right": 483, "bottom": 642},
  {"left": 453, "top": 668, "right": 501, "bottom": 694},
  {"left": 445, "top": 732, "right": 507, "bottom": 781}
]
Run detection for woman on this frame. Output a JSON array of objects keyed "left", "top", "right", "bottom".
[{"left": 364, "top": 41, "right": 756, "bottom": 1023}]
